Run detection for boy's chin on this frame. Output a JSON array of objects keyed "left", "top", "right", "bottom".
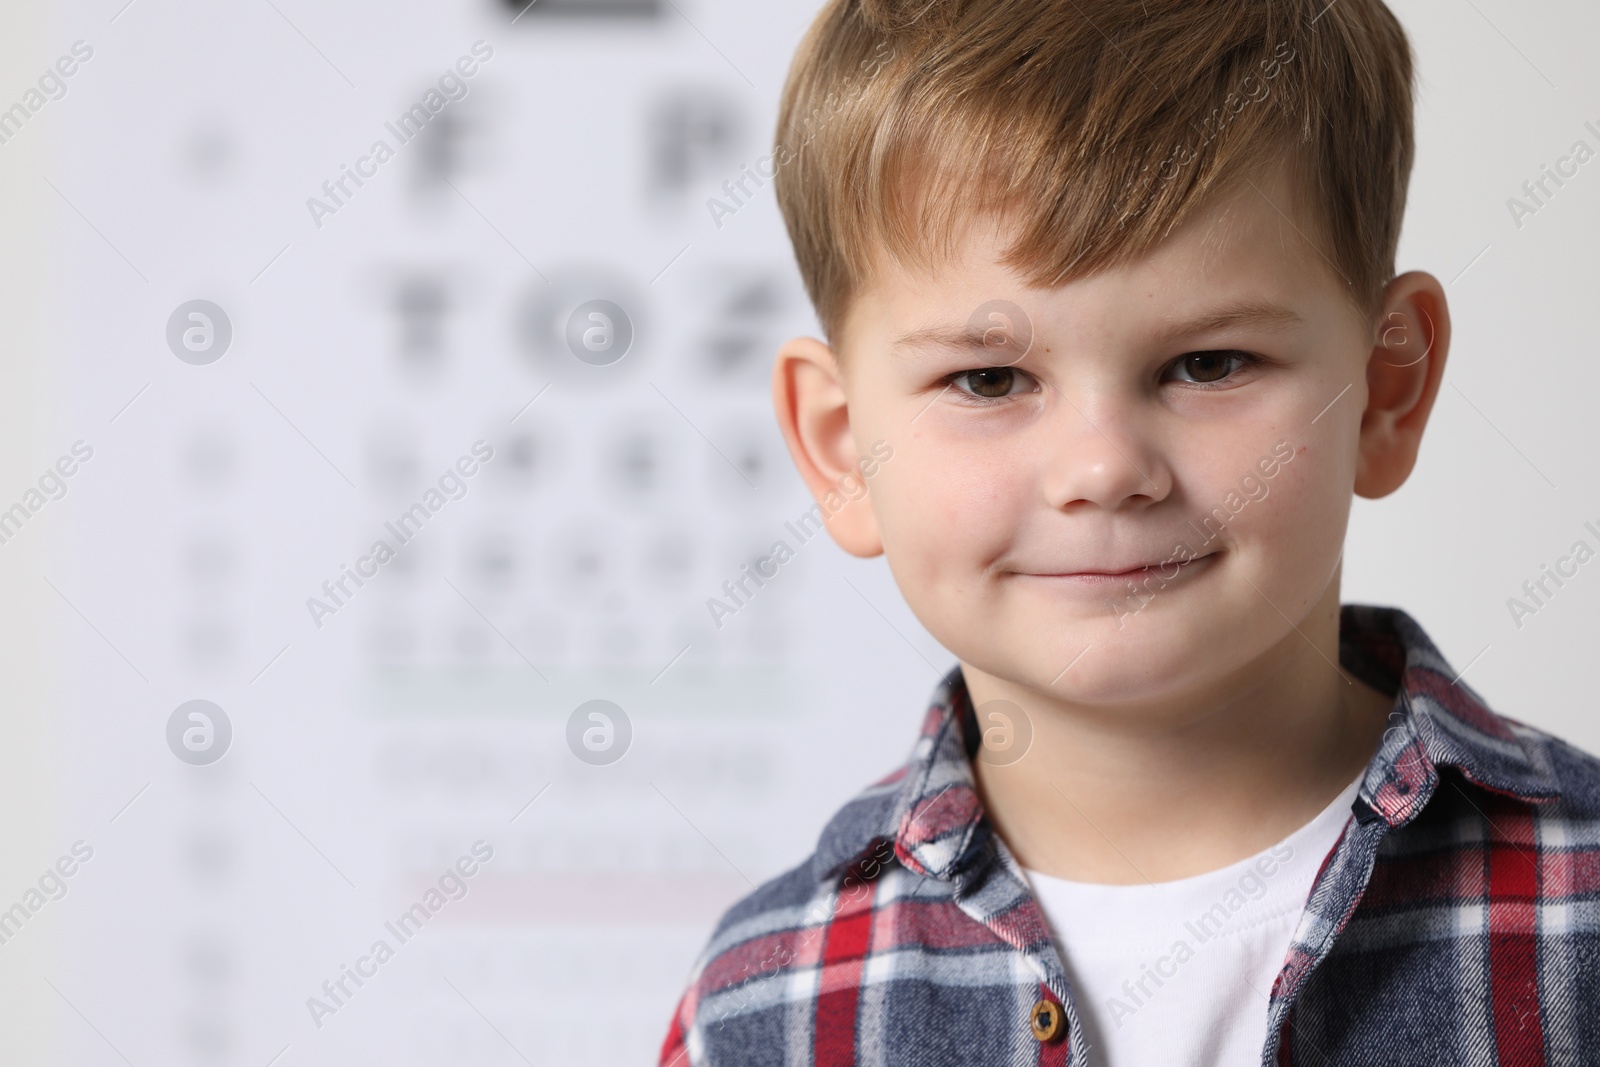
[{"left": 969, "top": 614, "right": 1249, "bottom": 704}]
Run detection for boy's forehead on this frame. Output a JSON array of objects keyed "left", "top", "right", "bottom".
[{"left": 846, "top": 162, "right": 1354, "bottom": 347}]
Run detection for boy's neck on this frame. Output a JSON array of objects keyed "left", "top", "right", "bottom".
[{"left": 966, "top": 582, "right": 1396, "bottom": 885}]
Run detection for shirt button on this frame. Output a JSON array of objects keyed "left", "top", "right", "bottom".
[{"left": 1030, "top": 999, "right": 1064, "bottom": 1043}]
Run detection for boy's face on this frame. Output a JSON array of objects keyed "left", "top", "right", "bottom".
[{"left": 775, "top": 161, "right": 1448, "bottom": 710}]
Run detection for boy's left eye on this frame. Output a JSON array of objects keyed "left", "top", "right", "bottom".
[{"left": 1163, "top": 349, "right": 1263, "bottom": 386}]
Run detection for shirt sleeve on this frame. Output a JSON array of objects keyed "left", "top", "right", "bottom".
[{"left": 657, "top": 986, "right": 694, "bottom": 1066}]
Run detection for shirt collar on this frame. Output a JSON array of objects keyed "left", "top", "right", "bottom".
[{"left": 812, "top": 603, "right": 1561, "bottom": 883}]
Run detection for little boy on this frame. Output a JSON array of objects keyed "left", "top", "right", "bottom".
[{"left": 661, "top": 0, "right": 1600, "bottom": 1063}]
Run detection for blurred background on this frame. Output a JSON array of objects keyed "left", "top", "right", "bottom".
[{"left": 0, "top": 0, "right": 1596, "bottom": 1063}]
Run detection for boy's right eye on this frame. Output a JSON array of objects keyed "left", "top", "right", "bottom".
[{"left": 945, "top": 367, "right": 1037, "bottom": 402}]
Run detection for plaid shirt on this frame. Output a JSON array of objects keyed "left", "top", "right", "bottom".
[{"left": 659, "top": 604, "right": 1600, "bottom": 1066}]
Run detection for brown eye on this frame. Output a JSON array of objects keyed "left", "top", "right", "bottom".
[
  {"left": 1168, "top": 350, "right": 1262, "bottom": 387},
  {"left": 962, "top": 368, "right": 1016, "bottom": 397},
  {"left": 1182, "top": 352, "right": 1234, "bottom": 383}
]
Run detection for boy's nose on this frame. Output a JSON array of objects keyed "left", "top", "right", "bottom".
[{"left": 1037, "top": 395, "right": 1173, "bottom": 512}]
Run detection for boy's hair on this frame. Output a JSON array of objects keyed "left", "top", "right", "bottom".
[{"left": 773, "top": 0, "right": 1416, "bottom": 347}]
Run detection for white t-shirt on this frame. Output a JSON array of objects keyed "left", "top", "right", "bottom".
[{"left": 1023, "top": 774, "right": 1363, "bottom": 1067}]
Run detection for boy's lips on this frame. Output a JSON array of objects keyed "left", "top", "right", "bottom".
[{"left": 1015, "top": 550, "right": 1220, "bottom": 586}]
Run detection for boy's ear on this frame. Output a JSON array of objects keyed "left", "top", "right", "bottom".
[
  {"left": 771, "top": 334, "right": 884, "bottom": 557},
  {"left": 1354, "top": 270, "right": 1451, "bottom": 499}
]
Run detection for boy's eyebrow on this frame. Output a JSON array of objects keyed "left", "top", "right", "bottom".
[
  {"left": 890, "top": 324, "right": 1026, "bottom": 359},
  {"left": 892, "top": 325, "right": 998, "bottom": 353},
  {"left": 1149, "top": 299, "right": 1305, "bottom": 345},
  {"left": 890, "top": 299, "right": 1305, "bottom": 355}
]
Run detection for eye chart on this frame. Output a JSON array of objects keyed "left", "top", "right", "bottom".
[{"left": 9, "top": 0, "right": 941, "bottom": 1063}]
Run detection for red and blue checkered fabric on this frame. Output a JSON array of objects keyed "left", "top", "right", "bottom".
[{"left": 659, "top": 604, "right": 1600, "bottom": 1065}]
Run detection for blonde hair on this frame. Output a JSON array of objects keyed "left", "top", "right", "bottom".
[{"left": 773, "top": 0, "right": 1416, "bottom": 346}]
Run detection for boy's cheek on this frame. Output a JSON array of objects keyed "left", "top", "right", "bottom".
[
  {"left": 874, "top": 460, "right": 1018, "bottom": 554},
  {"left": 870, "top": 474, "right": 966, "bottom": 580},
  {"left": 1224, "top": 458, "right": 1345, "bottom": 583}
]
